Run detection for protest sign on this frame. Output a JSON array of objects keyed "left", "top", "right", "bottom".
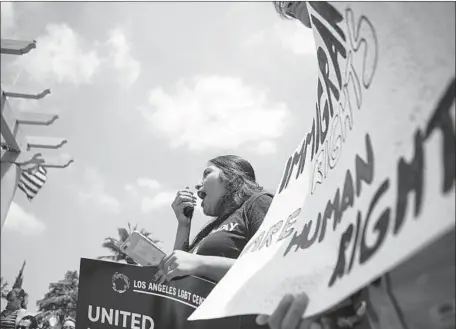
[
  {"left": 76, "top": 258, "right": 259, "bottom": 329},
  {"left": 190, "top": 1, "right": 455, "bottom": 321}
]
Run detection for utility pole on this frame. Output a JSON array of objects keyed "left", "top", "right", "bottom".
[{"left": 1, "top": 38, "right": 74, "bottom": 228}]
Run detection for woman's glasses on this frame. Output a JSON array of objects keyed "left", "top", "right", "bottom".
[{"left": 63, "top": 326, "right": 75, "bottom": 329}]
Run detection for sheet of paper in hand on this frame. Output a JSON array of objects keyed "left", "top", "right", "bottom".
[
  {"left": 189, "top": 1, "right": 455, "bottom": 321},
  {"left": 76, "top": 258, "right": 260, "bottom": 329}
]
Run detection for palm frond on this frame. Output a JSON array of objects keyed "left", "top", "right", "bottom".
[
  {"left": 117, "top": 227, "right": 129, "bottom": 242},
  {"left": 140, "top": 229, "right": 151, "bottom": 237},
  {"left": 100, "top": 224, "right": 160, "bottom": 265},
  {"left": 102, "top": 238, "right": 121, "bottom": 249},
  {"left": 97, "top": 255, "right": 117, "bottom": 261}
]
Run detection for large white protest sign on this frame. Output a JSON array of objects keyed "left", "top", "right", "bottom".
[{"left": 190, "top": 1, "right": 455, "bottom": 320}]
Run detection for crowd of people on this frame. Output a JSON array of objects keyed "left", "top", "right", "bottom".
[
  {"left": 1, "top": 288, "right": 30, "bottom": 329},
  {"left": 0, "top": 287, "right": 76, "bottom": 329}
]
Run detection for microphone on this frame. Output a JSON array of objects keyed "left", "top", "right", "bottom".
[
  {"left": 183, "top": 186, "right": 194, "bottom": 219},
  {"left": 183, "top": 206, "right": 194, "bottom": 219}
]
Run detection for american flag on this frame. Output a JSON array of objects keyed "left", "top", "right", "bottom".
[
  {"left": 18, "top": 166, "right": 47, "bottom": 201},
  {"left": 1, "top": 143, "right": 48, "bottom": 201}
]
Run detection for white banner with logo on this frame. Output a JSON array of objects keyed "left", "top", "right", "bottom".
[{"left": 190, "top": 1, "right": 455, "bottom": 320}]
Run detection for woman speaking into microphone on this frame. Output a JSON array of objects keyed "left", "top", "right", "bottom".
[{"left": 155, "top": 155, "right": 273, "bottom": 284}]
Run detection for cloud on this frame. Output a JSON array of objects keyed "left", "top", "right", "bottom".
[
  {"left": 106, "top": 29, "right": 141, "bottom": 86},
  {"left": 124, "top": 184, "right": 135, "bottom": 192},
  {"left": 139, "top": 76, "right": 290, "bottom": 152},
  {"left": 124, "top": 183, "right": 140, "bottom": 201},
  {"left": 124, "top": 178, "right": 174, "bottom": 213},
  {"left": 141, "top": 191, "right": 175, "bottom": 214},
  {"left": 10, "top": 25, "right": 140, "bottom": 87},
  {"left": 244, "top": 21, "right": 316, "bottom": 56},
  {"left": 15, "top": 24, "right": 100, "bottom": 85},
  {"left": 256, "top": 140, "right": 277, "bottom": 155},
  {"left": 243, "top": 30, "right": 266, "bottom": 47},
  {"left": 1, "top": 2, "right": 15, "bottom": 36},
  {"left": 78, "top": 168, "right": 120, "bottom": 214},
  {"left": 136, "top": 178, "right": 160, "bottom": 190},
  {"left": 273, "top": 21, "right": 316, "bottom": 55},
  {"left": 3, "top": 202, "right": 46, "bottom": 235}
]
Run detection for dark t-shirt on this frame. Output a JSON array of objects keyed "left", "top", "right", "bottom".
[{"left": 190, "top": 192, "right": 273, "bottom": 259}]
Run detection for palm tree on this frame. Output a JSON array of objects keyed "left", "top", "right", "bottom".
[
  {"left": 98, "top": 223, "right": 160, "bottom": 265},
  {"left": 35, "top": 271, "right": 78, "bottom": 326}
]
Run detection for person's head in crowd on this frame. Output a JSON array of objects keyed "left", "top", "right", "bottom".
[
  {"left": 16, "top": 315, "right": 37, "bottom": 329},
  {"left": 195, "top": 155, "right": 263, "bottom": 218},
  {"left": 5, "top": 288, "right": 28, "bottom": 311},
  {"left": 62, "top": 317, "right": 76, "bottom": 329},
  {"left": 187, "top": 155, "right": 264, "bottom": 251}
]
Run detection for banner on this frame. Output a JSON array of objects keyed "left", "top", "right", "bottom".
[
  {"left": 76, "top": 258, "right": 259, "bottom": 329},
  {"left": 190, "top": 1, "right": 455, "bottom": 321}
]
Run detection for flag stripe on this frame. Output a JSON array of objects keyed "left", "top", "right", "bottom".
[
  {"left": 1, "top": 144, "right": 48, "bottom": 200},
  {"left": 23, "top": 170, "right": 46, "bottom": 184},
  {"left": 18, "top": 166, "right": 47, "bottom": 201},
  {"left": 21, "top": 173, "right": 45, "bottom": 190},
  {"left": 18, "top": 183, "right": 36, "bottom": 200},
  {"left": 19, "top": 180, "right": 40, "bottom": 194},
  {"left": 18, "top": 182, "right": 39, "bottom": 200}
]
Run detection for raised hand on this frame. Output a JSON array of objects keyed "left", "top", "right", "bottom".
[
  {"left": 256, "top": 294, "right": 327, "bottom": 329},
  {"left": 171, "top": 188, "right": 197, "bottom": 226}
]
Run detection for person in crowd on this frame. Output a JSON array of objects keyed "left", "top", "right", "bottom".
[
  {"left": 0, "top": 288, "right": 28, "bottom": 329},
  {"left": 155, "top": 155, "right": 273, "bottom": 284},
  {"left": 16, "top": 315, "right": 38, "bottom": 329},
  {"left": 62, "top": 317, "right": 76, "bottom": 329}
]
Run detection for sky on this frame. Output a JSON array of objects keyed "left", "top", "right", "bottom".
[{"left": 0, "top": 1, "right": 318, "bottom": 313}]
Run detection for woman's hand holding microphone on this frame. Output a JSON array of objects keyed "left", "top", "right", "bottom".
[{"left": 171, "top": 187, "right": 197, "bottom": 226}]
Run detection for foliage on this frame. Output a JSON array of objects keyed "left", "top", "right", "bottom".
[
  {"left": 98, "top": 222, "right": 159, "bottom": 265},
  {"left": 1, "top": 277, "right": 9, "bottom": 299},
  {"left": 35, "top": 271, "right": 78, "bottom": 326},
  {"left": 1, "top": 277, "right": 9, "bottom": 309}
]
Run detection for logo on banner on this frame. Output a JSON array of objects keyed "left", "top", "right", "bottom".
[{"left": 112, "top": 272, "right": 130, "bottom": 294}]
